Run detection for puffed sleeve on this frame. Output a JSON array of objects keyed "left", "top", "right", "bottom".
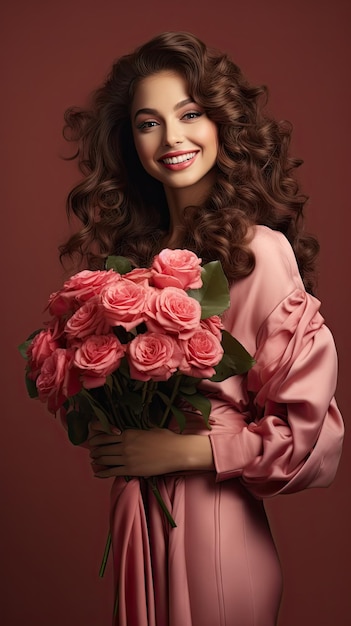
[{"left": 208, "top": 226, "right": 344, "bottom": 498}]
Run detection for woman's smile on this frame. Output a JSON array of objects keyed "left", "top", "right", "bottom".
[{"left": 159, "top": 150, "right": 199, "bottom": 169}]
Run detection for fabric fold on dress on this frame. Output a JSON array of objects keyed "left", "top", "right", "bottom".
[
  {"left": 110, "top": 477, "right": 156, "bottom": 626},
  {"left": 209, "top": 288, "right": 343, "bottom": 497},
  {"left": 110, "top": 476, "right": 193, "bottom": 626}
]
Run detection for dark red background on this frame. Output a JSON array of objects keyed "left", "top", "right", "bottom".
[{"left": 1, "top": 1, "right": 350, "bottom": 624}]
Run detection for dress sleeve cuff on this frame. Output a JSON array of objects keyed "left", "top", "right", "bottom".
[{"left": 209, "top": 426, "right": 262, "bottom": 482}]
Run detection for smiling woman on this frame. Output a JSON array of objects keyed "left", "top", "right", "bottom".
[
  {"left": 58, "top": 31, "right": 344, "bottom": 626},
  {"left": 131, "top": 72, "right": 218, "bottom": 215}
]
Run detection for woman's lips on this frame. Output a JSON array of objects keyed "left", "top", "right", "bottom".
[{"left": 158, "top": 151, "right": 199, "bottom": 170}]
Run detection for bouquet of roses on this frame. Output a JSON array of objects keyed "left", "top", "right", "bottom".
[{"left": 19, "top": 248, "right": 254, "bottom": 537}]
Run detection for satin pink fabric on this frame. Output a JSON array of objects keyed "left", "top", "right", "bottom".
[{"left": 109, "top": 226, "right": 344, "bottom": 626}]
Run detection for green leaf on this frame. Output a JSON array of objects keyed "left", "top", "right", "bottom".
[
  {"left": 187, "top": 261, "right": 230, "bottom": 319},
  {"left": 106, "top": 255, "right": 132, "bottom": 275},
  {"left": 79, "top": 389, "right": 112, "bottom": 433},
  {"left": 66, "top": 410, "right": 90, "bottom": 445},
  {"left": 209, "top": 355, "right": 238, "bottom": 382},
  {"left": 178, "top": 384, "right": 198, "bottom": 395},
  {"left": 25, "top": 373, "right": 38, "bottom": 398},
  {"left": 91, "top": 405, "right": 113, "bottom": 432},
  {"left": 156, "top": 390, "right": 173, "bottom": 407},
  {"left": 18, "top": 340, "right": 31, "bottom": 359},
  {"left": 179, "top": 375, "right": 202, "bottom": 391},
  {"left": 178, "top": 391, "right": 212, "bottom": 429},
  {"left": 169, "top": 405, "right": 187, "bottom": 432},
  {"left": 76, "top": 392, "right": 95, "bottom": 415},
  {"left": 18, "top": 329, "right": 43, "bottom": 359},
  {"left": 210, "top": 330, "right": 255, "bottom": 381},
  {"left": 153, "top": 391, "right": 186, "bottom": 430}
]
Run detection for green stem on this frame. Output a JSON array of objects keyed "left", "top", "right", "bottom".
[
  {"left": 141, "top": 381, "right": 148, "bottom": 405},
  {"left": 115, "top": 372, "right": 144, "bottom": 428},
  {"left": 141, "top": 380, "right": 157, "bottom": 427},
  {"left": 99, "top": 530, "right": 111, "bottom": 578},
  {"left": 148, "top": 477, "right": 177, "bottom": 528},
  {"left": 105, "top": 384, "right": 120, "bottom": 429},
  {"left": 159, "top": 374, "right": 182, "bottom": 428},
  {"left": 113, "top": 588, "right": 119, "bottom": 617},
  {"left": 112, "top": 372, "right": 124, "bottom": 396}
]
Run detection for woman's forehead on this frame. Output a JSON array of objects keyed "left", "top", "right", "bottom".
[{"left": 131, "top": 71, "right": 190, "bottom": 114}]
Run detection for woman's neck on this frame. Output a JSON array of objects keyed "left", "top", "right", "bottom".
[{"left": 163, "top": 168, "right": 217, "bottom": 247}]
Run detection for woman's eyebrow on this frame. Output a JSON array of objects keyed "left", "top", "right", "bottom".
[{"left": 134, "top": 98, "right": 195, "bottom": 120}]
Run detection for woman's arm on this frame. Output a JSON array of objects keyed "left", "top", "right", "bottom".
[
  {"left": 208, "top": 228, "right": 344, "bottom": 497},
  {"left": 89, "top": 424, "right": 215, "bottom": 478}
]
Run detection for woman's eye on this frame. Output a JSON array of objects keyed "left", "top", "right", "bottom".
[
  {"left": 136, "top": 120, "right": 158, "bottom": 130},
  {"left": 182, "top": 111, "right": 203, "bottom": 120}
]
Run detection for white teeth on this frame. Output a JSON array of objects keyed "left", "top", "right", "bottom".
[{"left": 162, "top": 152, "right": 196, "bottom": 165}]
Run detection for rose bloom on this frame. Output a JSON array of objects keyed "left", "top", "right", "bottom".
[
  {"left": 36, "top": 348, "right": 81, "bottom": 413},
  {"left": 146, "top": 287, "right": 201, "bottom": 339},
  {"left": 73, "top": 333, "right": 125, "bottom": 389},
  {"left": 27, "top": 329, "right": 60, "bottom": 377},
  {"left": 47, "top": 290, "right": 73, "bottom": 317},
  {"left": 101, "top": 276, "right": 148, "bottom": 331},
  {"left": 48, "top": 269, "right": 118, "bottom": 315},
  {"left": 151, "top": 248, "right": 202, "bottom": 290},
  {"left": 124, "top": 267, "right": 153, "bottom": 287},
  {"left": 46, "top": 316, "right": 65, "bottom": 342},
  {"left": 179, "top": 328, "right": 224, "bottom": 378},
  {"left": 127, "top": 332, "right": 182, "bottom": 381},
  {"left": 200, "top": 315, "right": 224, "bottom": 340},
  {"left": 65, "top": 298, "right": 111, "bottom": 341}
]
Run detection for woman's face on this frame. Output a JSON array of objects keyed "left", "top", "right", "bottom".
[{"left": 131, "top": 71, "right": 218, "bottom": 196}]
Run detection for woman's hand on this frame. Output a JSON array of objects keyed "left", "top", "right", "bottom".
[{"left": 88, "top": 421, "right": 214, "bottom": 478}]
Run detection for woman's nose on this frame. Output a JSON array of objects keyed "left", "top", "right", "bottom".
[{"left": 163, "top": 121, "right": 183, "bottom": 147}]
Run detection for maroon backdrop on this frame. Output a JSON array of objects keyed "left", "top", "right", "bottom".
[{"left": 2, "top": 1, "right": 350, "bottom": 624}]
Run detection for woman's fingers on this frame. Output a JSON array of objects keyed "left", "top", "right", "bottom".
[
  {"left": 92, "top": 455, "right": 123, "bottom": 466},
  {"left": 88, "top": 433, "right": 122, "bottom": 446},
  {"left": 90, "top": 443, "right": 122, "bottom": 459},
  {"left": 88, "top": 419, "right": 121, "bottom": 439},
  {"left": 93, "top": 467, "right": 124, "bottom": 478}
]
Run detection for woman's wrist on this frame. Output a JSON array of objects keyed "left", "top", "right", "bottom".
[{"left": 178, "top": 434, "right": 215, "bottom": 472}]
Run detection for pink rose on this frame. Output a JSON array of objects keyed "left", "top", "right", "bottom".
[
  {"left": 151, "top": 248, "right": 202, "bottom": 290},
  {"left": 65, "top": 298, "right": 111, "bottom": 341},
  {"left": 146, "top": 287, "right": 201, "bottom": 339},
  {"left": 125, "top": 267, "right": 153, "bottom": 287},
  {"left": 179, "top": 328, "right": 224, "bottom": 378},
  {"left": 48, "top": 269, "right": 118, "bottom": 315},
  {"left": 47, "top": 290, "right": 73, "bottom": 316},
  {"left": 127, "top": 332, "right": 182, "bottom": 381},
  {"left": 36, "top": 348, "right": 81, "bottom": 413},
  {"left": 46, "top": 316, "right": 65, "bottom": 342},
  {"left": 27, "top": 329, "right": 60, "bottom": 377},
  {"left": 200, "top": 315, "right": 224, "bottom": 340},
  {"left": 101, "top": 277, "right": 148, "bottom": 331},
  {"left": 73, "top": 334, "right": 125, "bottom": 389}
]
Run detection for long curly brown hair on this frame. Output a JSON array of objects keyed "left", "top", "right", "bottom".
[{"left": 59, "top": 31, "right": 319, "bottom": 293}]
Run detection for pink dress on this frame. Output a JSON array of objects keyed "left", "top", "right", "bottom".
[{"left": 109, "top": 226, "right": 344, "bottom": 626}]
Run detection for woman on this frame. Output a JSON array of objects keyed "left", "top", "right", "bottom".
[{"left": 60, "top": 31, "right": 344, "bottom": 626}]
